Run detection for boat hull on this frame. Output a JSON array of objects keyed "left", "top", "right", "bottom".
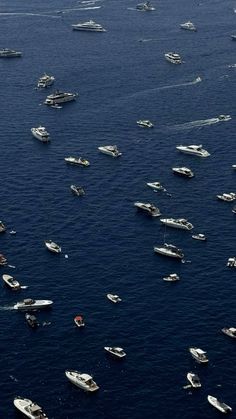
[{"left": 13, "top": 300, "right": 53, "bottom": 310}]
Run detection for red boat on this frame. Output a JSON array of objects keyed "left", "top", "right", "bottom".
[{"left": 74, "top": 315, "right": 85, "bottom": 327}]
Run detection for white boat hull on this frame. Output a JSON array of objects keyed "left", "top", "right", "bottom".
[{"left": 13, "top": 299, "right": 53, "bottom": 310}]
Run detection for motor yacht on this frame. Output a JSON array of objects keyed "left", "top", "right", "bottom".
[
  {"left": 154, "top": 243, "right": 184, "bottom": 259},
  {"left": 74, "top": 315, "right": 85, "bottom": 327},
  {"left": 104, "top": 347, "right": 126, "bottom": 358},
  {"left": 2, "top": 274, "right": 21, "bottom": 290},
  {"left": 45, "top": 240, "right": 61, "bottom": 253},
  {"left": 0, "top": 48, "right": 22, "bottom": 57},
  {"left": 222, "top": 327, "right": 236, "bottom": 338},
  {"left": 227, "top": 257, "right": 236, "bottom": 267},
  {"left": 98, "top": 145, "right": 122, "bottom": 157},
  {"left": 14, "top": 397, "right": 48, "bottom": 418},
  {"left": 107, "top": 293, "right": 122, "bottom": 303},
  {"left": 160, "top": 218, "right": 193, "bottom": 230},
  {"left": 189, "top": 347, "right": 208, "bottom": 363},
  {"left": 172, "top": 167, "right": 194, "bottom": 178},
  {"left": 187, "top": 372, "right": 201, "bottom": 388},
  {"left": 180, "top": 21, "right": 197, "bottom": 31},
  {"left": 165, "top": 52, "right": 182, "bottom": 64},
  {"left": 134, "top": 202, "right": 161, "bottom": 217},
  {"left": 136, "top": 1, "right": 155, "bottom": 11},
  {"left": 0, "top": 221, "right": 6, "bottom": 233},
  {"left": 37, "top": 73, "right": 55, "bottom": 88},
  {"left": 146, "top": 182, "right": 166, "bottom": 191},
  {"left": 207, "top": 395, "right": 232, "bottom": 414},
  {"left": 217, "top": 192, "right": 236, "bottom": 202},
  {"left": 65, "top": 156, "right": 90, "bottom": 166},
  {"left": 70, "top": 185, "right": 85, "bottom": 196},
  {"left": 44, "top": 90, "right": 78, "bottom": 105},
  {"left": 163, "top": 273, "right": 180, "bottom": 282},
  {"left": 25, "top": 313, "right": 39, "bottom": 328},
  {"left": 192, "top": 233, "right": 206, "bottom": 241},
  {"left": 65, "top": 370, "right": 99, "bottom": 392},
  {"left": 218, "top": 114, "right": 231, "bottom": 121},
  {"left": 72, "top": 20, "right": 106, "bottom": 32},
  {"left": 13, "top": 298, "right": 53, "bottom": 311},
  {"left": 137, "top": 119, "right": 154, "bottom": 128},
  {"left": 31, "top": 126, "right": 50, "bottom": 143},
  {"left": 176, "top": 144, "right": 210, "bottom": 157},
  {"left": 0, "top": 254, "right": 7, "bottom": 266}
]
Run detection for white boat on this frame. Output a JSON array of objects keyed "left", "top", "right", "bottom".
[
  {"left": 70, "top": 185, "right": 85, "bottom": 196},
  {"left": 172, "top": 167, "right": 194, "bottom": 178},
  {"left": 165, "top": 52, "right": 182, "bottom": 64},
  {"left": 0, "top": 221, "right": 6, "bottom": 232},
  {"left": 134, "top": 202, "right": 161, "bottom": 217},
  {"left": 136, "top": 2, "right": 155, "bottom": 11},
  {"left": 218, "top": 114, "right": 231, "bottom": 122},
  {"left": 180, "top": 21, "right": 197, "bottom": 31},
  {"left": 160, "top": 218, "right": 193, "bottom": 230},
  {"left": 154, "top": 243, "right": 184, "bottom": 259},
  {"left": 65, "top": 156, "right": 90, "bottom": 166},
  {"left": 2, "top": 274, "right": 21, "bottom": 290},
  {"left": 232, "top": 206, "right": 236, "bottom": 214},
  {"left": 189, "top": 347, "right": 208, "bottom": 363},
  {"left": 98, "top": 145, "right": 122, "bottom": 157},
  {"left": 13, "top": 298, "right": 53, "bottom": 310},
  {"left": 104, "top": 347, "right": 126, "bottom": 358},
  {"left": 192, "top": 233, "right": 206, "bottom": 241},
  {"left": 207, "top": 395, "right": 232, "bottom": 414},
  {"left": 137, "top": 120, "right": 154, "bottom": 128},
  {"left": 74, "top": 315, "right": 85, "bottom": 327},
  {"left": 65, "top": 370, "right": 99, "bottom": 392},
  {"left": 45, "top": 240, "right": 61, "bottom": 253},
  {"left": 217, "top": 193, "right": 236, "bottom": 202},
  {"left": 163, "top": 273, "right": 180, "bottom": 282},
  {"left": 72, "top": 20, "right": 106, "bottom": 32},
  {"left": 0, "top": 253, "right": 7, "bottom": 266},
  {"left": 14, "top": 397, "right": 48, "bottom": 418},
  {"left": 146, "top": 182, "right": 166, "bottom": 191},
  {"left": 44, "top": 90, "right": 78, "bottom": 105},
  {"left": 176, "top": 144, "right": 210, "bottom": 157},
  {"left": 232, "top": 165, "right": 236, "bottom": 169},
  {"left": 227, "top": 257, "right": 236, "bottom": 267},
  {"left": 37, "top": 73, "right": 55, "bottom": 88},
  {"left": 0, "top": 48, "right": 22, "bottom": 57},
  {"left": 187, "top": 372, "right": 201, "bottom": 388},
  {"left": 222, "top": 327, "right": 236, "bottom": 338},
  {"left": 31, "top": 126, "right": 50, "bottom": 143},
  {"left": 107, "top": 293, "right": 122, "bottom": 303}
]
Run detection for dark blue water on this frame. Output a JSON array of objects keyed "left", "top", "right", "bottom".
[{"left": 1, "top": 0, "right": 236, "bottom": 417}]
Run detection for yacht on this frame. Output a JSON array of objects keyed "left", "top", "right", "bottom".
[
  {"left": 160, "top": 218, "right": 194, "bottom": 230},
  {"left": 70, "top": 185, "right": 85, "bottom": 196},
  {"left": 176, "top": 144, "right": 210, "bottom": 157},
  {"left": 227, "top": 257, "right": 236, "bottom": 267},
  {"left": 107, "top": 293, "right": 122, "bottom": 303},
  {"left": 146, "top": 182, "right": 166, "bottom": 191},
  {"left": 154, "top": 243, "right": 184, "bottom": 259},
  {"left": 134, "top": 202, "right": 161, "bottom": 217},
  {"left": 0, "top": 254, "right": 7, "bottom": 266},
  {"left": 172, "top": 167, "right": 194, "bottom": 178},
  {"left": 31, "top": 126, "right": 50, "bottom": 143},
  {"left": 137, "top": 120, "right": 154, "bottom": 128},
  {"left": 163, "top": 273, "right": 180, "bottom": 282},
  {"left": 192, "top": 233, "right": 206, "bottom": 241},
  {"left": 44, "top": 90, "right": 78, "bottom": 105},
  {"left": 98, "top": 145, "right": 122, "bottom": 157},
  {"left": 65, "top": 370, "right": 99, "bottom": 392},
  {"left": 0, "top": 221, "right": 6, "bottom": 233},
  {"left": 222, "top": 327, "right": 236, "bottom": 338},
  {"left": 187, "top": 372, "right": 201, "bottom": 388},
  {"left": 218, "top": 114, "right": 231, "bottom": 121},
  {"left": 189, "top": 347, "right": 208, "bottom": 363},
  {"left": 180, "top": 21, "right": 197, "bottom": 31},
  {"left": 74, "top": 315, "right": 85, "bottom": 327},
  {"left": 104, "top": 347, "right": 126, "bottom": 358},
  {"left": 13, "top": 298, "right": 53, "bottom": 311},
  {"left": 2, "top": 274, "right": 21, "bottom": 290},
  {"left": 72, "top": 20, "right": 106, "bottom": 32},
  {"left": 136, "top": 1, "right": 155, "bottom": 11},
  {"left": 65, "top": 156, "right": 90, "bottom": 166},
  {"left": 25, "top": 313, "right": 39, "bottom": 328},
  {"left": 217, "top": 192, "right": 236, "bottom": 202},
  {"left": 165, "top": 52, "right": 182, "bottom": 64},
  {"left": 45, "top": 240, "right": 61, "bottom": 253},
  {"left": 37, "top": 73, "right": 55, "bottom": 88},
  {"left": 207, "top": 395, "right": 232, "bottom": 414},
  {"left": 0, "top": 48, "right": 22, "bottom": 57},
  {"left": 14, "top": 397, "right": 48, "bottom": 419}
]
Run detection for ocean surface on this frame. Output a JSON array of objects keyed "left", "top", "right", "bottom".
[{"left": 0, "top": 0, "right": 236, "bottom": 417}]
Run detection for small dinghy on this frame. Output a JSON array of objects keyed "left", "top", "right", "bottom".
[
  {"left": 74, "top": 315, "right": 85, "bottom": 327},
  {"left": 187, "top": 372, "right": 201, "bottom": 388},
  {"left": 2, "top": 274, "right": 21, "bottom": 290},
  {"left": 25, "top": 313, "right": 39, "bottom": 328},
  {"left": 163, "top": 273, "right": 180, "bottom": 282},
  {"left": 107, "top": 293, "right": 122, "bottom": 303},
  {"left": 207, "top": 395, "right": 232, "bottom": 413},
  {"left": 70, "top": 185, "right": 85, "bottom": 196}
]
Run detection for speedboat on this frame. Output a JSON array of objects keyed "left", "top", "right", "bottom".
[
  {"left": 227, "top": 257, "right": 236, "bottom": 267},
  {"left": 98, "top": 145, "right": 122, "bottom": 157},
  {"left": 72, "top": 20, "right": 106, "bottom": 32},
  {"left": 37, "top": 73, "right": 55, "bottom": 88},
  {"left": 45, "top": 240, "right": 61, "bottom": 253},
  {"left": 146, "top": 182, "right": 166, "bottom": 191},
  {"left": 0, "top": 221, "right": 6, "bottom": 232},
  {"left": 180, "top": 21, "right": 197, "bottom": 31},
  {"left": 232, "top": 165, "right": 236, "bottom": 169},
  {"left": 207, "top": 395, "right": 232, "bottom": 414},
  {"left": 222, "top": 327, "right": 236, "bottom": 338},
  {"left": 104, "top": 347, "right": 126, "bottom": 358},
  {"left": 154, "top": 243, "right": 184, "bottom": 259},
  {"left": 25, "top": 313, "right": 39, "bottom": 328},
  {"left": 14, "top": 397, "right": 48, "bottom": 418},
  {"left": 218, "top": 114, "right": 231, "bottom": 121},
  {"left": 165, "top": 52, "right": 182, "bottom": 64},
  {"left": 44, "top": 90, "right": 78, "bottom": 105},
  {"left": 0, "top": 48, "right": 22, "bottom": 57},
  {"left": 74, "top": 315, "right": 85, "bottom": 327},
  {"left": 192, "top": 233, "right": 206, "bottom": 241},
  {"left": 163, "top": 273, "right": 180, "bottom": 282},
  {"left": 70, "top": 185, "right": 85, "bottom": 196},
  {"left": 160, "top": 218, "right": 194, "bottom": 230},
  {"left": 172, "top": 167, "right": 194, "bottom": 178},
  {"left": 137, "top": 120, "right": 154, "bottom": 128},
  {"left": 107, "top": 293, "right": 122, "bottom": 303},
  {"left": 31, "top": 126, "right": 50, "bottom": 143},
  {"left": 217, "top": 192, "right": 236, "bottom": 202},
  {"left": 13, "top": 298, "right": 53, "bottom": 310},
  {"left": 189, "top": 347, "right": 208, "bottom": 363},
  {"left": 65, "top": 370, "right": 99, "bottom": 392},
  {"left": 65, "top": 156, "right": 90, "bottom": 166},
  {"left": 232, "top": 205, "right": 236, "bottom": 214},
  {"left": 187, "top": 372, "right": 201, "bottom": 388},
  {"left": 0, "top": 254, "right": 7, "bottom": 266},
  {"left": 2, "top": 274, "right": 21, "bottom": 290},
  {"left": 176, "top": 144, "right": 210, "bottom": 157},
  {"left": 134, "top": 202, "right": 161, "bottom": 217},
  {"left": 136, "top": 1, "right": 155, "bottom": 11},
  {"left": 231, "top": 34, "right": 236, "bottom": 40}
]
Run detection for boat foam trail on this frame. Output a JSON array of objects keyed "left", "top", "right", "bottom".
[
  {"left": 0, "top": 12, "right": 61, "bottom": 18},
  {"left": 127, "top": 78, "right": 202, "bottom": 99},
  {"left": 170, "top": 118, "right": 220, "bottom": 131}
]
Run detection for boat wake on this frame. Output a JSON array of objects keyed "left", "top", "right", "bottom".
[
  {"left": 20, "top": 286, "right": 28, "bottom": 289},
  {"left": 170, "top": 117, "right": 220, "bottom": 132},
  {"left": 0, "top": 12, "right": 61, "bottom": 18},
  {"left": 0, "top": 306, "right": 15, "bottom": 311}
]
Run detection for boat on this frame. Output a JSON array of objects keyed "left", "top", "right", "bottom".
[
  {"left": 98, "top": 145, "right": 122, "bottom": 157},
  {"left": 0, "top": 48, "right": 22, "bottom": 57},
  {"left": 37, "top": 73, "right": 55, "bottom": 88},
  {"left": 44, "top": 90, "right": 78, "bottom": 105},
  {"left": 70, "top": 185, "right": 85, "bottom": 196},
  {"left": 172, "top": 167, "right": 194, "bottom": 178},
  {"left": 160, "top": 218, "right": 194, "bottom": 230},
  {"left": 163, "top": 273, "right": 180, "bottom": 282},
  {"left": 104, "top": 347, "right": 126, "bottom": 358},
  {"left": 137, "top": 120, "right": 154, "bottom": 128},
  {"left": 217, "top": 193, "right": 236, "bottom": 202},
  {"left": 65, "top": 370, "right": 99, "bottom": 392},
  {"left": 232, "top": 165, "right": 236, "bottom": 169},
  {"left": 107, "top": 293, "right": 122, "bottom": 303},
  {"left": 31, "top": 126, "right": 50, "bottom": 143},
  {"left": 25, "top": 313, "right": 39, "bottom": 328},
  {"left": 207, "top": 395, "right": 232, "bottom": 414},
  {"left": 136, "top": 2, "right": 155, "bottom": 11},
  {"left": 176, "top": 144, "right": 210, "bottom": 157},
  {"left": 146, "top": 182, "right": 166, "bottom": 191},
  {"left": 0, "top": 221, "right": 6, "bottom": 233},
  {"left": 2, "top": 274, "right": 21, "bottom": 290},
  {"left": 13, "top": 298, "right": 53, "bottom": 310},
  {"left": 72, "top": 20, "right": 106, "bottom": 32},
  {"left": 9, "top": 230, "right": 16, "bottom": 235},
  {"left": 192, "top": 233, "right": 206, "bottom": 241},
  {"left": 134, "top": 202, "right": 161, "bottom": 217},
  {"left": 14, "top": 397, "right": 48, "bottom": 418},
  {"left": 222, "top": 327, "right": 236, "bottom": 338},
  {"left": 165, "top": 52, "right": 182, "bottom": 64},
  {"left": 65, "top": 156, "right": 90, "bottom": 166},
  {"left": 154, "top": 243, "right": 184, "bottom": 259},
  {"left": 231, "top": 34, "right": 236, "bottom": 40},
  {"left": 187, "top": 372, "right": 201, "bottom": 388},
  {"left": 227, "top": 257, "right": 236, "bottom": 267},
  {"left": 0, "top": 254, "right": 7, "bottom": 266},
  {"left": 74, "top": 315, "right": 85, "bottom": 327},
  {"left": 218, "top": 114, "right": 231, "bottom": 121},
  {"left": 232, "top": 205, "right": 236, "bottom": 214},
  {"left": 180, "top": 21, "right": 197, "bottom": 31},
  {"left": 189, "top": 347, "right": 208, "bottom": 363},
  {"left": 45, "top": 240, "right": 61, "bottom": 253}
]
